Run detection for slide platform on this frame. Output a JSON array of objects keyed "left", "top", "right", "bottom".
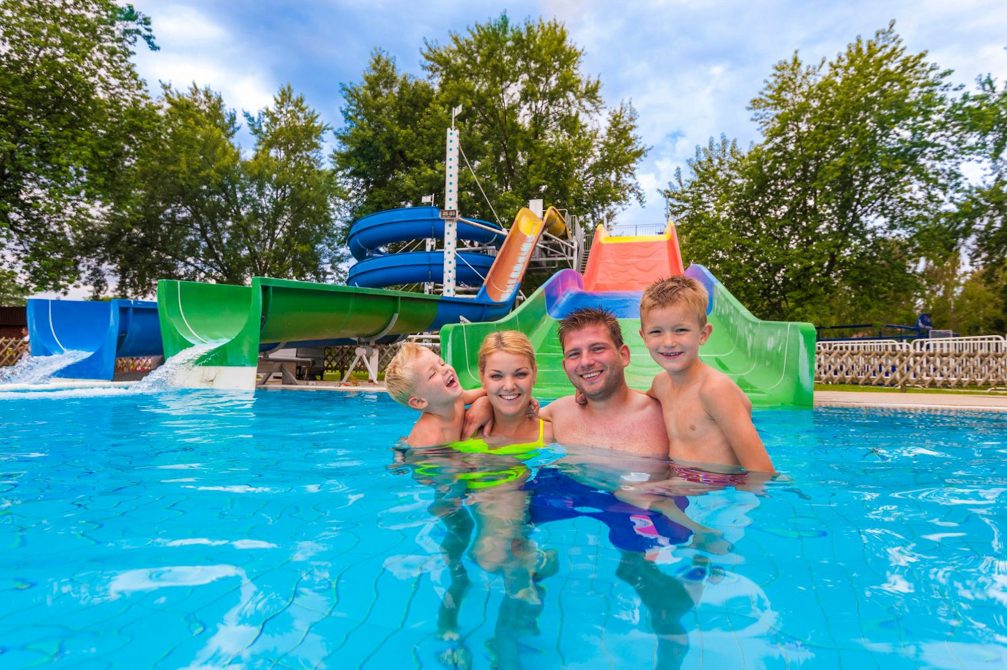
[
  {"left": 26, "top": 299, "right": 163, "bottom": 380},
  {"left": 347, "top": 207, "right": 503, "bottom": 288},
  {"left": 157, "top": 207, "right": 561, "bottom": 389},
  {"left": 441, "top": 225, "right": 815, "bottom": 407}
]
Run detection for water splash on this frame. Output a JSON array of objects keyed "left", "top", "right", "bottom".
[
  {"left": 132, "top": 342, "right": 222, "bottom": 392},
  {"left": 0, "top": 342, "right": 222, "bottom": 400},
  {"left": 0, "top": 350, "right": 91, "bottom": 385}
]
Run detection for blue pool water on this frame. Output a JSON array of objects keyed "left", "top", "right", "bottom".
[{"left": 1, "top": 387, "right": 1006, "bottom": 669}]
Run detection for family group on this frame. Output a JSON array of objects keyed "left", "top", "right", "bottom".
[{"left": 385, "top": 275, "right": 774, "bottom": 474}]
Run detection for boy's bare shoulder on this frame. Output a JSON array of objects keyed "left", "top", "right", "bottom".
[
  {"left": 698, "top": 365, "right": 752, "bottom": 409},
  {"left": 407, "top": 414, "right": 446, "bottom": 448},
  {"left": 649, "top": 371, "right": 670, "bottom": 394}
]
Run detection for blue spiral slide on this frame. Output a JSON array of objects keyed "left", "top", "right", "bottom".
[
  {"left": 347, "top": 206, "right": 504, "bottom": 288},
  {"left": 26, "top": 299, "right": 163, "bottom": 380}
]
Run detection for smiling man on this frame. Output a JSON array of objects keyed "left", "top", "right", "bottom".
[{"left": 539, "top": 307, "right": 668, "bottom": 457}]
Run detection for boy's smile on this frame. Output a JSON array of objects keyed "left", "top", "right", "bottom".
[
  {"left": 640, "top": 304, "right": 712, "bottom": 375},
  {"left": 411, "top": 348, "right": 463, "bottom": 406}
]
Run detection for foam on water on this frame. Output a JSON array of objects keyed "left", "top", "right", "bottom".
[
  {"left": 132, "top": 342, "right": 221, "bottom": 392},
  {"left": 0, "top": 350, "right": 91, "bottom": 385},
  {"left": 0, "top": 342, "right": 223, "bottom": 399}
]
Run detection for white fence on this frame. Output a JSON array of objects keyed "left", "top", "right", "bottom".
[{"left": 816, "top": 335, "right": 1007, "bottom": 389}]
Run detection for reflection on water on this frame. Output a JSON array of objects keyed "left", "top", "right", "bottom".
[
  {"left": 3, "top": 394, "right": 1007, "bottom": 668},
  {"left": 396, "top": 440, "right": 768, "bottom": 669}
]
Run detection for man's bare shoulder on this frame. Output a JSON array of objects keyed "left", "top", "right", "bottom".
[{"left": 542, "top": 395, "right": 578, "bottom": 420}]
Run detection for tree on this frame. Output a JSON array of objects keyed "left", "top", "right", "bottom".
[
  {"left": 102, "top": 84, "right": 343, "bottom": 295},
  {"left": 333, "top": 52, "right": 445, "bottom": 223},
  {"left": 333, "top": 14, "right": 647, "bottom": 226},
  {"left": 666, "top": 23, "right": 964, "bottom": 324},
  {"left": 955, "top": 75, "right": 1007, "bottom": 323},
  {"left": 0, "top": 0, "right": 156, "bottom": 291}
]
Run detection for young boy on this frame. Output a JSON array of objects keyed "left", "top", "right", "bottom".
[
  {"left": 385, "top": 342, "right": 486, "bottom": 447},
  {"left": 639, "top": 276, "right": 775, "bottom": 473}
]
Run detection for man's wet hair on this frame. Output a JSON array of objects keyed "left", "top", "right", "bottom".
[{"left": 558, "top": 307, "right": 624, "bottom": 349}]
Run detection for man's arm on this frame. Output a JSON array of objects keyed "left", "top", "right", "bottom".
[{"left": 701, "top": 378, "right": 775, "bottom": 473}]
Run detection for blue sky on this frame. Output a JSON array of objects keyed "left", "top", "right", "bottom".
[{"left": 129, "top": 0, "right": 1007, "bottom": 228}]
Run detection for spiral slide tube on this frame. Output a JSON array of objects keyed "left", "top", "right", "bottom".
[
  {"left": 347, "top": 206, "right": 504, "bottom": 288},
  {"left": 441, "top": 225, "right": 815, "bottom": 407},
  {"left": 25, "top": 299, "right": 163, "bottom": 380}
]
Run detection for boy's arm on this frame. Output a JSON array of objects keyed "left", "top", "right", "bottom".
[
  {"left": 701, "top": 379, "right": 775, "bottom": 473},
  {"left": 461, "top": 396, "right": 493, "bottom": 437},
  {"left": 461, "top": 387, "right": 487, "bottom": 405}
]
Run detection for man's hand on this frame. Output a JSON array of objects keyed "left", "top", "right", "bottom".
[{"left": 462, "top": 396, "right": 494, "bottom": 437}]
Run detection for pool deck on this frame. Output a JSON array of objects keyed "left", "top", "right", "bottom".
[
  {"left": 814, "top": 390, "right": 1007, "bottom": 412},
  {"left": 262, "top": 380, "right": 1007, "bottom": 412}
]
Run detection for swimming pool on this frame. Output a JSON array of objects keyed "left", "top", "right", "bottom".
[{"left": 1, "top": 387, "right": 1005, "bottom": 668}]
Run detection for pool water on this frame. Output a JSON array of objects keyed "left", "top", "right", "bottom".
[{"left": 1, "top": 388, "right": 1005, "bottom": 669}]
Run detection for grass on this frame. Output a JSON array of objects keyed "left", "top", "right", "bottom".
[{"left": 815, "top": 383, "right": 1007, "bottom": 396}]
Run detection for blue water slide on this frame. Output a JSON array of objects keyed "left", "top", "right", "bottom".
[
  {"left": 348, "top": 251, "right": 496, "bottom": 288},
  {"left": 26, "top": 299, "right": 163, "bottom": 379},
  {"left": 347, "top": 206, "right": 503, "bottom": 288}
]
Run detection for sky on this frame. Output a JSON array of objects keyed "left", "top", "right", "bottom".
[{"left": 128, "top": 0, "right": 1007, "bottom": 230}]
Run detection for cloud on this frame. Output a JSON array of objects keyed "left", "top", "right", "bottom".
[
  {"left": 132, "top": 2, "right": 277, "bottom": 116},
  {"left": 127, "top": 0, "right": 1007, "bottom": 227}
]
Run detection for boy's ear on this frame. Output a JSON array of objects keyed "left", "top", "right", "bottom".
[
  {"left": 699, "top": 323, "right": 713, "bottom": 344},
  {"left": 407, "top": 395, "right": 428, "bottom": 410}
]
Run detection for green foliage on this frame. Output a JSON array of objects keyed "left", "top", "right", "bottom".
[
  {"left": 333, "top": 52, "right": 445, "bottom": 225},
  {"left": 0, "top": 268, "right": 29, "bottom": 305},
  {"left": 0, "top": 0, "right": 156, "bottom": 291},
  {"left": 667, "top": 23, "right": 970, "bottom": 325},
  {"left": 102, "top": 85, "right": 344, "bottom": 295},
  {"left": 334, "top": 14, "right": 647, "bottom": 225},
  {"left": 920, "top": 256, "right": 1005, "bottom": 334}
]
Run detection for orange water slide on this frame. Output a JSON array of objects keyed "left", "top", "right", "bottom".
[
  {"left": 581, "top": 224, "right": 685, "bottom": 292},
  {"left": 478, "top": 207, "right": 564, "bottom": 303}
]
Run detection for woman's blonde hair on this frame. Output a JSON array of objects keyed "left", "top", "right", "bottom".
[{"left": 478, "top": 330, "right": 536, "bottom": 374}]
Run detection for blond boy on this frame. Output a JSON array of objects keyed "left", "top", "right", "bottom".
[
  {"left": 639, "top": 276, "right": 775, "bottom": 473},
  {"left": 385, "top": 343, "right": 486, "bottom": 447}
]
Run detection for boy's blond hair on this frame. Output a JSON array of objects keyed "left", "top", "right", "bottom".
[
  {"left": 640, "top": 276, "right": 709, "bottom": 326},
  {"left": 478, "top": 331, "right": 536, "bottom": 373},
  {"left": 385, "top": 342, "right": 426, "bottom": 406}
]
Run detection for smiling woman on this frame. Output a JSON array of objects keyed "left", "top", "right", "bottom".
[{"left": 477, "top": 331, "right": 554, "bottom": 445}]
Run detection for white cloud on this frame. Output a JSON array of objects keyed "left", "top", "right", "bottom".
[
  {"left": 125, "top": 0, "right": 1007, "bottom": 228},
  {"left": 131, "top": 2, "right": 277, "bottom": 116}
]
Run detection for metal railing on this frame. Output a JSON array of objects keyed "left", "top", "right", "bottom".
[{"left": 816, "top": 335, "right": 1007, "bottom": 389}]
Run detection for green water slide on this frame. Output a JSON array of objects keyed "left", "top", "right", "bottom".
[
  {"left": 441, "top": 265, "right": 815, "bottom": 407},
  {"left": 158, "top": 277, "right": 445, "bottom": 389}
]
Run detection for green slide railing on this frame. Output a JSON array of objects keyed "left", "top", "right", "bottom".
[{"left": 441, "top": 266, "right": 815, "bottom": 407}]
